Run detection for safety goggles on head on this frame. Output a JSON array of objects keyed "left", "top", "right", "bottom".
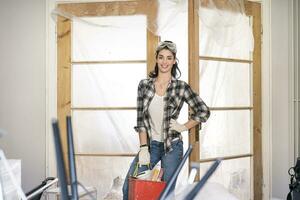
[{"left": 156, "top": 40, "right": 177, "bottom": 54}]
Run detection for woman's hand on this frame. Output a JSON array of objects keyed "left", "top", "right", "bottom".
[
  {"left": 138, "top": 146, "right": 150, "bottom": 165},
  {"left": 169, "top": 119, "right": 188, "bottom": 132}
]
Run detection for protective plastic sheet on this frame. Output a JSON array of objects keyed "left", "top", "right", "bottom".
[
  {"left": 200, "top": 110, "right": 251, "bottom": 159},
  {"left": 199, "top": 0, "right": 254, "bottom": 59},
  {"left": 73, "top": 110, "right": 139, "bottom": 153},
  {"left": 200, "top": 61, "right": 251, "bottom": 107},
  {"left": 52, "top": 0, "right": 253, "bottom": 51},
  {"left": 72, "top": 15, "right": 147, "bottom": 61},
  {"left": 199, "top": 158, "right": 251, "bottom": 200},
  {"left": 0, "top": 151, "right": 26, "bottom": 200},
  {"left": 76, "top": 156, "right": 133, "bottom": 199},
  {"left": 72, "top": 63, "right": 146, "bottom": 107}
]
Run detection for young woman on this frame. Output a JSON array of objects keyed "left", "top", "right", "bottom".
[{"left": 122, "top": 40, "right": 210, "bottom": 199}]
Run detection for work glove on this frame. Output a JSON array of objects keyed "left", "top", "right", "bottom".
[
  {"left": 169, "top": 119, "right": 188, "bottom": 133},
  {"left": 138, "top": 146, "right": 150, "bottom": 166}
]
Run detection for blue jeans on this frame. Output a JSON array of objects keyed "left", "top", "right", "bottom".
[{"left": 122, "top": 139, "right": 183, "bottom": 200}]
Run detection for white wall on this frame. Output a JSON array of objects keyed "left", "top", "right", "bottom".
[
  {"left": 271, "top": 0, "right": 294, "bottom": 198},
  {"left": 0, "top": 0, "right": 46, "bottom": 193}
]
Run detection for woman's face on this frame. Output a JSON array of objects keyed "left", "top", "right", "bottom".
[{"left": 156, "top": 49, "right": 176, "bottom": 75}]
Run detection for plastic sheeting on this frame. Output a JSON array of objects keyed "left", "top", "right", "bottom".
[
  {"left": 72, "top": 63, "right": 146, "bottom": 107},
  {"left": 200, "top": 110, "right": 251, "bottom": 158},
  {"left": 53, "top": 0, "right": 253, "bottom": 53},
  {"left": 200, "top": 61, "right": 251, "bottom": 107},
  {"left": 199, "top": 158, "right": 251, "bottom": 200},
  {"left": 52, "top": 0, "right": 254, "bottom": 199},
  {"left": 199, "top": 0, "right": 254, "bottom": 59},
  {"left": 0, "top": 151, "right": 26, "bottom": 199},
  {"left": 198, "top": 1, "right": 253, "bottom": 199}
]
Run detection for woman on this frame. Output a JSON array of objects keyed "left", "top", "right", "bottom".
[{"left": 122, "top": 40, "right": 210, "bottom": 199}]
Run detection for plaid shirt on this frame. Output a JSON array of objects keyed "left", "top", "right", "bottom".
[{"left": 134, "top": 77, "right": 210, "bottom": 152}]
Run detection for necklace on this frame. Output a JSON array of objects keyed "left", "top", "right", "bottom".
[
  {"left": 156, "top": 80, "right": 170, "bottom": 88},
  {"left": 155, "top": 79, "right": 170, "bottom": 96},
  {"left": 156, "top": 78, "right": 171, "bottom": 85}
]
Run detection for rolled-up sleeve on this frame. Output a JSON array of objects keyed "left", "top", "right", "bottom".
[
  {"left": 183, "top": 83, "right": 210, "bottom": 122},
  {"left": 134, "top": 80, "right": 147, "bottom": 133}
]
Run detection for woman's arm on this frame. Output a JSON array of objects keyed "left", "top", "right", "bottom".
[
  {"left": 183, "top": 83, "right": 210, "bottom": 123},
  {"left": 138, "top": 131, "right": 148, "bottom": 146},
  {"left": 184, "top": 119, "right": 200, "bottom": 129},
  {"left": 134, "top": 80, "right": 147, "bottom": 134},
  {"left": 138, "top": 131, "right": 150, "bottom": 165},
  {"left": 169, "top": 82, "right": 210, "bottom": 133},
  {"left": 170, "top": 118, "right": 199, "bottom": 133}
]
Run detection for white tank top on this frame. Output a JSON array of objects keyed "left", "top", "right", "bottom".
[{"left": 148, "top": 93, "right": 165, "bottom": 142}]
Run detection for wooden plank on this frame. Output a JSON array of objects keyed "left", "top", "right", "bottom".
[
  {"left": 199, "top": 0, "right": 252, "bottom": 16},
  {"left": 57, "top": 0, "right": 253, "bottom": 18},
  {"left": 57, "top": 1, "right": 139, "bottom": 17},
  {"left": 75, "top": 153, "right": 253, "bottom": 160},
  {"left": 188, "top": 0, "right": 200, "bottom": 181},
  {"left": 147, "top": 31, "right": 160, "bottom": 75},
  {"left": 71, "top": 107, "right": 136, "bottom": 110},
  {"left": 251, "top": 2, "right": 263, "bottom": 200},
  {"left": 198, "top": 153, "right": 253, "bottom": 163},
  {"left": 72, "top": 60, "right": 146, "bottom": 65},
  {"left": 57, "top": 0, "right": 149, "bottom": 17},
  {"left": 75, "top": 153, "right": 136, "bottom": 157},
  {"left": 210, "top": 106, "right": 253, "bottom": 111},
  {"left": 245, "top": 1, "right": 253, "bottom": 16},
  {"left": 72, "top": 57, "right": 252, "bottom": 65},
  {"left": 57, "top": 16, "right": 72, "bottom": 180},
  {"left": 199, "top": 56, "right": 253, "bottom": 64},
  {"left": 72, "top": 106, "right": 253, "bottom": 111},
  {"left": 146, "top": 0, "right": 159, "bottom": 75}
]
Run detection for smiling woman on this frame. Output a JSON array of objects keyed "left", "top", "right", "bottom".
[{"left": 122, "top": 41, "right": 210, "bottom": 200}]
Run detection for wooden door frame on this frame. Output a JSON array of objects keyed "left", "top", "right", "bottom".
[
  {"left": 56, "top": 0, "right": 159, "bottom": 181},
  {"left": 56, "top": 0, "right": 262, "bottom": 198},
  {"left": 187, "top": 0, "right": 262, "bottom": 199}
]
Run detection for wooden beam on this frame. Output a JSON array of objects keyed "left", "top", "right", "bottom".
[
  {"left": 72, "top": 106, "right": 253, "bottom": 111},
  {"left": 146, "top": 0, "right": 159, "bottom": 75},
  {"left": 147, "top": 31, "right": 160, "bottom": 75},
  {"left": 188, "top": 0, "right": 200, "bottom": 181},
  {"left": 71, "top": 107, "right": 136, "bottom": 110},
  {"left": 57, "top": 16, "right": 72, "bottom": 180},
  {"left": 245, "top": 1, "right": 253, "bottom": 16},
  {"left": 210, "top": 106, "right": 253, "bottom": 111},
  {"left": 72, "top": 60, "right": 146, "bottom": 65},
  {"left": 57, "top": 0, "right": 150, "bottom": 17},
  {"left": 199, "top": 0, "right": 253, "bottom": 16},
  {"left": 75, "top": 153, "right": 136, "bottom": 157},
  {"left": 198, "top": 153, "right": 253, "bottom": 163},
  {"left": 199, "top": 56, "right": 253, "bottom": 64},
  {"left": 251, "top": 2, "right": 263, "bottom": 200}
]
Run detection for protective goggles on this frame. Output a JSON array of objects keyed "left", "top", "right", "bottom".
[{"left": 156, "top": 41, "right": 177, "bottom": 54}]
